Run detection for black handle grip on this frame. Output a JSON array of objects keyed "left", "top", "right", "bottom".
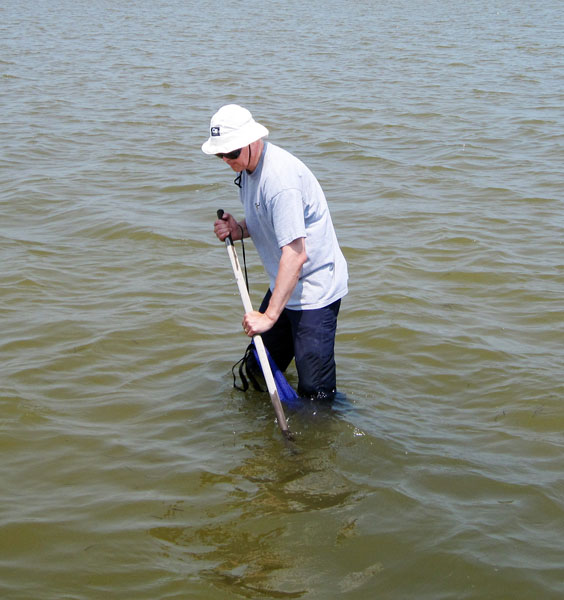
[{"left": 216, "top": 209, "right": 233, "bottom": 244}]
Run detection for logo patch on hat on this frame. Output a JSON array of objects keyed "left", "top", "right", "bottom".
[{"left": 211, "top": 126, "right": 220, "bottom": 137}]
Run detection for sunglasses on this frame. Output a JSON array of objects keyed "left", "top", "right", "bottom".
[{"left": 216, "top": 148, "right": 242, "bottom": 160}]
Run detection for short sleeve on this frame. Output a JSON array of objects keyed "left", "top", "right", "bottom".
[{"left": 269, "top": 188, "right": 306, "bottom": 248}]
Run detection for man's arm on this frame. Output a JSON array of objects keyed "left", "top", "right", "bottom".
[{"left": 242, "top": 237, "right": 307, "bottom": 336}]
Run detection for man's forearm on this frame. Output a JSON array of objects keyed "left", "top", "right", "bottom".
[{"left": 235, "top": 219, "right": 249, "bottom": 240}]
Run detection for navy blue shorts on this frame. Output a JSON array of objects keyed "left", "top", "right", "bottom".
[{"left": 255, "top": 290, "right": 341, "bottom": 401}]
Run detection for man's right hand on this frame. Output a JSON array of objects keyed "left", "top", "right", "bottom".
[{"left": 214, "top": 211, "right": 238, "bottom": 241}]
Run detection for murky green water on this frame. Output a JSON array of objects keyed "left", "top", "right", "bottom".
[{"left": 1, "top": 1, "right": 563, "bottom": 598}]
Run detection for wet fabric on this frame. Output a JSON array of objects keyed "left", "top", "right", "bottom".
[
  {"left": 231, "top": 342, "right": 300, "bottom": 408},
  {"left": 256, "top": 290, "right": 341, "bottom": 402}
]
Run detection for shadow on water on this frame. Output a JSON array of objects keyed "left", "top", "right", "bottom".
[{"left": 148, "top": 389, "right": 373, "bottom": 598}]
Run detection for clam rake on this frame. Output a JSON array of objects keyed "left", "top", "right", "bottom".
[{"left": 216, "top": 209, "right": 293, "bottom": 441}]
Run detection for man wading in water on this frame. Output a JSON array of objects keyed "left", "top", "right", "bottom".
[{"left": 203, "top": 104, "right": 348, "bottom": 402}]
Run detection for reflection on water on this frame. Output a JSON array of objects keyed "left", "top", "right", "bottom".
[{"left": 150, "top": 405, "right": 366, "bottom": 597}]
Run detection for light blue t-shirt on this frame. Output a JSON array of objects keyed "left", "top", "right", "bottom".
[{"left": 240, "top": 142, "right": 348, "bottom": 310}]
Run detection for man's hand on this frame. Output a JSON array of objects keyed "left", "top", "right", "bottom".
[
  {"left": 214, "top": 212, "right": 240, "bottom": 241},
  {"left": 242, "top": 311, "right": 276, "bottom": 337}
]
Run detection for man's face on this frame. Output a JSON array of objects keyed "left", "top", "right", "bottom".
[{"left": 217, "top": 146, "right": 248, "bottom": 172}]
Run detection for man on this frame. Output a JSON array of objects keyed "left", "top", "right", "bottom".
[{"left": 203, "top": 104, "right": 348, "bottom": 401}]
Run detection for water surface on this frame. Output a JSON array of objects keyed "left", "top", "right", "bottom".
[{"left": 1, "top": 1, "right": 563, "bottom": 598}]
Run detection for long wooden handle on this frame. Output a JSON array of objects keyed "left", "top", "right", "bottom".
[{"left": 217, "top": 210, "right": 291, "bottom": 438}]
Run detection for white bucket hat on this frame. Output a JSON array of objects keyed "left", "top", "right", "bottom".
[{"left": 201, "top": 104, "right": 269, "bottom": 155}]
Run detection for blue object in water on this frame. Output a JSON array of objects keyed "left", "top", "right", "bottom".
[{"left": 253, "top": 347, "right": 301, "bottom": 409}]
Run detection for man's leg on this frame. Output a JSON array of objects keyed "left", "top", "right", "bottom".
[{"left": 287, "top": 299, "right": 341, "bottom": 401}]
